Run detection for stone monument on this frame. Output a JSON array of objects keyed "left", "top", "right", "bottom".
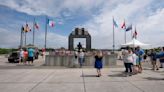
[{"left": 68, "top": 28, "right": 91, "bottom": 51}]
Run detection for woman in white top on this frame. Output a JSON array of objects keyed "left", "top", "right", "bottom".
[
  {"left": 125, "top": 48, "right": 134, "bottom": 76},
  {"left": 78, "top": 49, "right": 85, "bottom": 68},
  {"left": 131, "top": 50, "right": 139, "bottom": 74}
]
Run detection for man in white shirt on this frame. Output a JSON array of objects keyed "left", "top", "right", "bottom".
[{"left": 19, "top": 49, "right": 24, "bottom": 64}]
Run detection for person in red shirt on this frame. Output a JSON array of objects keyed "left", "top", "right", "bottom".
[{"left": 23, "top": 49, "right": 28, "bottom": 64}]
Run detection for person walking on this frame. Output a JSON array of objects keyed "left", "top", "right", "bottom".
[{"left": 94, "top": 50, "right": 103, "bottom": 77}]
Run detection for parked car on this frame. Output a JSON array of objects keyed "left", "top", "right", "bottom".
[{"left": 8, "top": 52, "right": 19, "bottom": 63}]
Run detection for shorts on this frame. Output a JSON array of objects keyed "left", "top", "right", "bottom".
[{"left": 28, "top": 57, "right": 33, "bottom": 61}]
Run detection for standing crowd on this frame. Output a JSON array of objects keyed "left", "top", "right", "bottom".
[
  {"left": 122, "top": 46, "right": 164, "bottom": 76},
  {"left": 73, "top": 46, "right": 164, "bottom": 77},
  {"left": 18, "top": 46, "right": 164, "bottom": 77},
  {"left": 122, "top": 46, "right": 144, "bottom": 76},
  {"left": 19, "top": 48, "right": 38, "bottom": 65}
]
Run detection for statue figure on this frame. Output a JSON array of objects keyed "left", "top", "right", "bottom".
[{"left": 77, "top": 42, "right": 82, "bottom": 52}]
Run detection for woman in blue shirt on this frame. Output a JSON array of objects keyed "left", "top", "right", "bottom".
[
  {"left": 135, "top": 46, "right": 144, "bottom": 73},
  {"left": 94, "top": 51, "right": 103, "bottom": 77}
]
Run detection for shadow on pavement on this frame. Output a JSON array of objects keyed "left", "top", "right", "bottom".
[
  {"left": 108, "top": 73, "right": 127, "bottom": 77},
  {"left": 144, "top": 77, "right": 164, "bottom": 80},
  {"left": 81, "top": 75, "right": 97, "bottom": 77},
  {"left": 110, "top": 71, "right": 124, "bottom": 73}
]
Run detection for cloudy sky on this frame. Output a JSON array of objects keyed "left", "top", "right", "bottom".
[{"left": 0, "top": 0, "right": 164, "bottom": 49}]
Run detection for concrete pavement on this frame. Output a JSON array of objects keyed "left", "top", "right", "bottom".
[
  {"left": 0, "top": 68, "right": 164, "bottom": 92},
  {"left": 0, "top": 55, "right": 164, "bottom": 92}
]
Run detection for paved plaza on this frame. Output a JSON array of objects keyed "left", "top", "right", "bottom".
[{"left": 0, "top": 56, "right": 164, "bottom": 92}]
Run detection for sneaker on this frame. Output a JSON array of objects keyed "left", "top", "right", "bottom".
[
  {"left": 96, "top": 75, "right": 100, "bottom": 77},
  {"left": 129, "top": 73, "right": 132, "bottom": 76}
]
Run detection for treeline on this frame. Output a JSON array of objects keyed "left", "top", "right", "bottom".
[{"left": 0, "top": 48, "right": 18, "bottom": 54}]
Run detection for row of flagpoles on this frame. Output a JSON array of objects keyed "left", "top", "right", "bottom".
[
  {"left": 20, "top": 16, "right": 137, "bottom": 51},
  {"left": 20, "top": 16, "right": 55, "bottom": 49},
  {"left": 112, "top": 17, "right": 138, "bottom": 52}
]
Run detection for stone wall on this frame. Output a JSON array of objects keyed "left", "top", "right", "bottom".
[{"left": 45, "top": 54, "right": 117, "bottom": 67}]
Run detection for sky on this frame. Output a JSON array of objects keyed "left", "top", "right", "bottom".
[{"left": 0, "top": 0, "right": 164, "bottom": 49}]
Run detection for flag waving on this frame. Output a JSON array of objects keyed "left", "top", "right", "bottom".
[
  {"left": 133, "top": 27, "right": 137, "bottom": 39},
  {"left": 113, "top": 18, "right": 118, "bottom": 28},
  {"left": 126, "top": 24, "right": 132, "bottom": 31},
  {"left": 121, "top": 21, "right": 126, "bottom": 29},
  {"left": 47, "top": 19, "right": 55, "bottom": 27},
  {"left": 21, "top": 26, "right": 24, "bottom": 32},
  {"left": 24, "top": 24, "right": 31, "bottom": 32},
  {"left": 34, "top": 22, "right": 39, "bottom": 29}
]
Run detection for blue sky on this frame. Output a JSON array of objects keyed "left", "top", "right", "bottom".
[{"left": 0, "top": 0, "right": 164, "bottom": 49}]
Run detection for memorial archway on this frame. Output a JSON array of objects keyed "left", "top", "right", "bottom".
[{"left": 68, "top": 28, "right": 91, "bottom": 51}]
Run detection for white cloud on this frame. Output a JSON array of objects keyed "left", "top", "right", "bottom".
[
  {"left": 35, "top": 32, "right": 67, "bottom": 48},
  {"left": 137, "top": 8, "right": 164, "bottom": 47},
  {"left": 0, "top": 28, "right": 20, "bottom": 48},
  {"left": 83, "top": 0, "right": 164, "bottom": 49},
  {"left": 0, "top": 0, "right": 105, "bottom": 17},
  {"left": 0, "top": 0, "right": 164, "bottom": 49}
]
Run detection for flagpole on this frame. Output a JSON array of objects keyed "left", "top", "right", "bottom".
[
  {"left": 22, "top": 30, "right": 24, "bottom": 47},
  {"left": 20, "top": 26, "right": 23, "bottom": 49},
  {"left": 45, "top": 16, "right": 47, "bottom": 49},
  {"left": 32, "top": 18, "right": 35, "bottom": 46},
  {"left": 124, "top": 19, "right": 126, "bottom": 43},
  {"left": 25, "top": 32, "right": 26, "bottom": 46},
  {"left": 124, "top": 30, "right": 126, "bottom": 43},
  {"left": 24, "top": 21, "right": 27, "bottom": 46},
  {"left": 112, "top": 17, "right": 115, "bottom": 53},
  {"left": 135, "top": 26, "right": 137, "bottom": 39},
  {"left": 131, "top": 24, "right": 133, "bottom": 39}
]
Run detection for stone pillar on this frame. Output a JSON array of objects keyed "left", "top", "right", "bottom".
[
  {"left": 68, "top": 35, "right": 74, "bottom": 50},
  {"left": 86, "top": 35, "right": 91, "bottom": 51}
]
